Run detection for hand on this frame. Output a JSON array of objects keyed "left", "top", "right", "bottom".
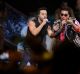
[
  {"left": 47, "top": 26, "right": 53, "bottom": 37},
  {"left": 47, "top": 26, "right": 52, "bottom": 33},
  {"left": 41, "top": 19, "right": 48, "bottom": 26},
  {"left": 61, "top": 20, "right": 67, "bottom": 25},
  {"left": 67, "top": 19, "right": 73, "bottom": 25},
  {"left": 48, "top": 26, "right": 51, "bottom": 30}
]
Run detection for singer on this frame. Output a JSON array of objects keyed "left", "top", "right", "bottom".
[
  {"left": 25, "top": 7, "right": 54, "bottom": 53},
  {"left": 47, "top": 8, "right": 80, "bottom": 52},
  {"left": 22, "top": 7, "right": 54, "bottom": 74},
  {"left": 25, "top": 7, "right": 54, "bottom": 55},
  {"left": 52, "top": 8, "right": 80, "bottom": 42}
]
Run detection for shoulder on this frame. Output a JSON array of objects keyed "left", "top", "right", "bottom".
[
  {"left": 28, "top": 17, "right": 39, "bottom": 26},
  {"left": 28, "top": 17, "right": 37, "bottom": 22}
]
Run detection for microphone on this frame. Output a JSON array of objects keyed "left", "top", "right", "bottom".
[
  {"left": 47, "top": 20, "right": 50, "bottom": 23},
  {"left": 46, "top": 19, "right": 51, "bottom": 24},
  {"left": 43, "top": 19, "right": 51, "bottom": 25},
  {"left": 46, "top": 20, "right": 51, "bottom": 27}
]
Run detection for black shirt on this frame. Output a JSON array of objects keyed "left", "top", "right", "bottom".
[{"left": 25, "top": 17, "right": 48, "bottom": 53}]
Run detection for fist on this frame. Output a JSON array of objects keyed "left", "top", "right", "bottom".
[
  {"left": 61, "top": 20, "right": 67, "bottom": 25},
  {"left": 67, "top": 19, "right": 73, "bottom": 25},
  {"left": 42, "top": 19, "right": 48, "bottom": 25}
]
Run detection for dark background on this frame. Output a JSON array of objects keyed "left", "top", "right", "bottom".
[
  {"left": 0, "top": 0, "right": 80, "bottom": 74},
  {"left": 5, "top": 0, "right": 76, "bottom": 15}
]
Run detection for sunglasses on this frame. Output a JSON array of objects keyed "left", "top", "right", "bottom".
[{"left": 60, "top": 13, "right": 68, "bottom": 17}]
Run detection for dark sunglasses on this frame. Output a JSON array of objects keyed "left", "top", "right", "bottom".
[{"left": 60, "top": 14, "right": 68, "bottom": 17}]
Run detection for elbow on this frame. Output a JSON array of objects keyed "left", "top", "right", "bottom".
[
  {"left": 30, "top": 30, "right": 38, "bottom": 36},
  {"left": 32, "top": 32, "right": 38, "bottom": 36}
]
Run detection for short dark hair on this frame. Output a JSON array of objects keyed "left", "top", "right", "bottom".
[{"left": 37, "top": 7, "right": 47, "bottom": 15}]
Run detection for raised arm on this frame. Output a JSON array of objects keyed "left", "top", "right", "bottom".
[
  {"left": 28, "top": 19, "right": 47, "bottom": 36},
  {"left": 67, "top": 19, "right": 80, "bottom": 32}
]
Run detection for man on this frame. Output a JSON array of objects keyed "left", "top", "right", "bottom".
[
  {"left": 50, "top": 8, "right": 80, "bottom": 74},
  {"left": 51, "top": 8, "right": 80, "bottom": 42},
  {"left": 23, "top": 7, "right": 54, "bottom": 74},
  {"left": 26, "top": 7, "right": 54, "bottom": 55}
]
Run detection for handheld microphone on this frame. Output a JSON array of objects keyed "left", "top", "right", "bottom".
[
  {"left": 47, "top": 20, "right": 50, "bottom": 23},
  {"left": 43, "top": 19, "right": 51, "bottom": 25},
  {"left": 46, "top": 19, "right": 51, "bottom": 24},
  {"left": 46, "top": 20, "right": 51, "bottom": 27}
]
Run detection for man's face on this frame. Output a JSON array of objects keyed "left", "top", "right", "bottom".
[
  {"left": 60, "top": 10, "right": 69, "bottom": 21},
  {"left": 38, "top": 10, "right": 47, "bottom": 21}
]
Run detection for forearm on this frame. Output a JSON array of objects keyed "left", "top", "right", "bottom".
[
  {"left": 32, "top": 24, "right": 44, "bottom": 36},
  {"left": 72, "top": 23, "right": 80, "bottom": 32}
]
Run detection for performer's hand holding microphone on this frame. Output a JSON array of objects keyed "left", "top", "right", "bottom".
[
  {"left": 66, "top": 17, "right": 76, "bottom": 25},
  {"left": 41, "top": 19, "right": 50, "bottom": 26}
]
